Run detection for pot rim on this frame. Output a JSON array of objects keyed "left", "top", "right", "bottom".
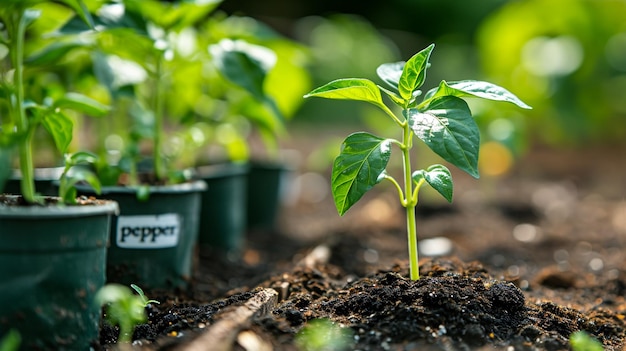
[
  {"left": 77, "top": 179, "right": 207, "bottom": 195},
  {"left": 0, "top": 195, "right": 119, "bottom": 218}
]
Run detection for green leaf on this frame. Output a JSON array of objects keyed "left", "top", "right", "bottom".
[
  {"left": 376, "top": 61, "right": 404, "bottom": 90},
  {"left": 408, "top": 96, "right": 480, "bottom": 178},
  {"left": 412, "top": 164, "right": 453, "bottom": 202},
  {"left": 304, "top": 78, "right": 385, "bottom": 107},
  {"left": 210, "top": 39, "right": 276, "bottom": 101},
  {"left": 41, "top": 111, "right": 73, "bottom": 153},
  {"left": 59, "top": 0, "right": 95, "bottom": 29},
  {"left": 54, "top": 92, "right": 110, "bottom": 117},
  {"left": 65, "top": 150, "right": 99, "bottom": 167},
  {"left": 378, "top": 85, "right": 406, "bottom": 107},
  {"left": 423, "top": 80, "right": 532, "bottom": 109},
  {"left": 331, "top": 132, "right": 392, "bottom": 215},
  {"left": 398, "top": 44, "right": 434, "bottom": 100},
  {"left": 0, "top": 329, "right": 21, "bottom": 351},
  {"left": 26, "top": 41, "right": 87, "bottom": 66},
  {"left": 125, "top": 0, "right": 221, "bottom": 31},
  {"left": 136, "top": 185, "right": 150, "bottom": 202},
  {"left": 59, "top": 153, "right": 101, "bottom": 204}
]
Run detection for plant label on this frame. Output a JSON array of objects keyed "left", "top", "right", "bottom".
[{"left": 116, "top": 214, "right": 181, "bottom": 249}]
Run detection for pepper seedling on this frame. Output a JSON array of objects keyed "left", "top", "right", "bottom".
[
  {"left": 95, "top": 283, "right": 160, "bottom": 343},
  {"left": 304, "top": 44, "right": 531, "bottom": 280}
]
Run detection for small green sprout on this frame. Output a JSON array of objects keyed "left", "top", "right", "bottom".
[
  {"left": 305, "top": 43, "right": 531, "bottom": 280},
  {"left": 0, "top": 329, "right": 20, "bottom": 351},
  {"left": 58, "top": 151, "right": 102, "bottom": 204},
  {"left": 295, "top": 319, "right": 354, "bottom": 351},
  {"left": 95, "top": 283, "right": 160, "bottom": 343},
  {"left": 570, "top": 331, "right": 604, "bottom": 351}
]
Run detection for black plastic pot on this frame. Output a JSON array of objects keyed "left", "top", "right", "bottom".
[
  {"left": 78, "top": 180, "right": 207, "bottom": 289},
  {"left": 195, "top": 163, "right": 249, "bottom": 253},
  {"left": 3, "top": 167, "right": 64, "bottom": 196},
  {"left": 0, "top": 196, "right": 118, "bottom": 349},
  {"left": 246, "top": 161, "right": 294, "bottom": 230}
]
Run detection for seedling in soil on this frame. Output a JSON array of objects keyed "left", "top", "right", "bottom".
[
  {"left": 570, "top": 331, "right": 604, "bottom": 351},
  {"left": 305, "top": 44, "right": 530, "bottom": 280},
  {"left": 295, "top": 318, "right": 354, "bottom": 351},
  {"left": 95, "top": 283, "right": 160, "bottom": 343}
]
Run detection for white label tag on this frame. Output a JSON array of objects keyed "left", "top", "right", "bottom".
[{"left": 116, "top": 214, "right": 180, "bottom": 249}]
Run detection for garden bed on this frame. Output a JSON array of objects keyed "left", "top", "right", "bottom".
[{"left": 96, "top": 144, "right": 626, "bottom": 350}]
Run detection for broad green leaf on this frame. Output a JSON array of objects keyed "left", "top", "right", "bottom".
[
  {"left": 376, "top": 61, "right": 404, "bottom": 90},
  {"left": 41, "top": 111, "right": 73, "bottom": 153},
  {"left": 54, "top": 92, "right": 110, "bottom": 117},
  {"left": 398, "top": 44, "right": 434, "bottom": 100},
  {"left": 412, "top": 164, "right": 453, "bottom": 202},
  {"left": 210, "top": 39, "right": 276, "bottom": 101},
  {"left": 408, "top": 96, "right": 480, "bottom": 178},
  {"left": 26, "top": 40, "right": 92, "bottom": 66},
  {"left": 423, "top": 80, "right": 532, "bottom": 109},
  {"left": 331, "top": 132, "right": 392, "bottom": 215},
  {"left": 304, "top": 78, "right": 384, "bottom": 108}
]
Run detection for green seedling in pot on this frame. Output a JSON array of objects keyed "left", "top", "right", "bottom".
[
  {"left": 305, "top": 44, "right": 531, "bottom": 280},
  {"left": 95, "top": 283, "right": 160, "bottom": 343},
  {"left": 0, "top": 1, "right": 109, "bottom": 204}
]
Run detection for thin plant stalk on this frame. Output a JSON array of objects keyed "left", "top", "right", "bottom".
[
  {"left": 9, "top": 10, "right": 36, "bottom": 203},
  {"left": 400, "top": 118, "right": 420, "bottom": 280},
  {"left": 152, "top": 54, "right": 165, "bottom": 181}
]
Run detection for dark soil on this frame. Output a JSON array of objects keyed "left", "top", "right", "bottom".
[{"left": 95, "top": 144, "right": 626, "bottom": 351}]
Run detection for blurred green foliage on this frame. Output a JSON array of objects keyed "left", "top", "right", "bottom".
[{"left": 477, "top": 0, "right": 626, "bottom": 146}]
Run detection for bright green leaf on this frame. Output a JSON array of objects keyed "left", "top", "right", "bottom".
[
  {"left": 423, "top": 80, "right": 532, "bottom": 109},
  {"left": 331, "top": 132, "right": 392, "bottom": 215},
  {"left": 398, "top": 44, "right": 434, "bottom": 100},
  {"left": 54, "top": 92, "right": 110, "bottom": 117},
  {"left": 304, "top": 78, "right": 385, "bottom": 108},
  {"left": 376, "top": 61, "right": 404, "bottom": 90},
  {"left": 408, "top": 96, "right": 480, "bottom": 178},
  {"left": 412, "top": 164, "right": 453, "bottom": 202},
  {"left": 41, "top": 111, "right": 73, "bottom": 153}
]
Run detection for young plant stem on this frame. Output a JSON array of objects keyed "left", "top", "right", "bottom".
[
  {"left": 153, "top": 55, "right": 165, "bottom": 181},
  {"left": 11, "top": 11, "right": 36, "bottom": 202},
  {"left": 401, "top": 117, "right": 420, "bottom": 280}
]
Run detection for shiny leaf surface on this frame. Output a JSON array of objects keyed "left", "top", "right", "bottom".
[{"left": 331, "top": 132, "right": 392, "bottom": 215}]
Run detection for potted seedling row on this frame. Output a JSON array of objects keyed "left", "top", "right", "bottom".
[
  {"left": 209, "top": 33, "right": 308, "bottom": 232},
  {"left": 0, "top": 1, "right": 118, "bottom": 348},
  {"left": 65, "top": 0, "right": 217, "bottom": 289}
]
